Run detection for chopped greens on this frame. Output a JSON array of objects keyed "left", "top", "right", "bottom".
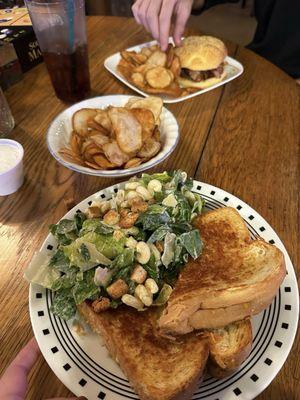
[
  {"left": 25, "top": 170, "right": 205, "bottom": 320},
  {"left": 49, "top": 249, "right": 71, "bottom": 273},
  {"left": 180, "top": 230, "right": 203, "bottom": 260},
  {"left": 50, "top": 289, "right": 77, "bottom": 320},
  {"left": 137, "top": 205, "right": 171, "bottom": 230},
  {"left": 79, "top": 243, "right": 90, "bottom": 261},
  {"left": 147, "top": 226, "right": 171, "bottom": 243}
]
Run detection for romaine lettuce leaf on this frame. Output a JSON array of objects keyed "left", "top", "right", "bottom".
[
  {"left": 51, "top": 270, "right": 78, "bottom": 291},
  {"left": 175, "top": 194, "right": 191, "bottom": 223},
  {"left": 143, "top": 253, "right": 159, "bottom": 282},
  {"left": 141, "top": 171, "right": 171, "bottom": 185},
  {"left": 56, "top": 219, "right": 77, "bottom": 235},
  {"left": 161, "top": 232, "right": 176, "bottom": 268},
  {"left": 72, "top": 269, "right": 99, "bottom": 305},
  {"left": 24, "top": 252, "right": 61, "bottom": 289},
  {"left": 165, "top": 170, "right": 187, "bottom": 191},
  {"left": 49, "top": 249, "right": 71, "bottom": 273},
  {"left": 50, "top": 289, "right": 77, "bottom": 320},
  {"left": 49, "top": 224, "right": 72, "bottom": 246},
  {"left": 63, "top": 232, "right": 122, "bottom": 270},
  {"left": 179, "top": 230, "right": 203, "bottom": 259},
  {"left": 80, "top": 219, "right": 114, "bottom": 236},
  {"left": 138, "top": 205, "right": 171, "bottom": 231},
  {"left": 191, "top": 193, "right": 205, "bottom": 214},
  {"left": 147, "top": 225, "right": 171, "bottom": 243},
  {"left": 110, "top": 248, "right": 135, "bottom": 270},
  {"left": 74, "top": 211, "right": 86, "bottom": 231}
]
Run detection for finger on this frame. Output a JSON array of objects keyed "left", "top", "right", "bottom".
[
  {"left": 0, "top": 337, "right": 40, "bottom": 398},
  {"left": 146, "top": 0, "right": 163, "bottom": 40},
  {"left": 132, "top": 0, "right": 143, "bottom": 24},
  {"left": 132, "top": 0, "right": 150, "bottom": 29},
  {"left": 173, "top": 1, "right": 192, "bottom": 46},
  {"left": 159, "top": 0, "right": 176, "bottom": 51},
  {"left": 138, "top": 0, "right": 152, "bottom": 32}
]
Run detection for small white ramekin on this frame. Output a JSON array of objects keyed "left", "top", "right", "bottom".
[{"left": 0, "top": 139, "right": 24, "bottom": 196}]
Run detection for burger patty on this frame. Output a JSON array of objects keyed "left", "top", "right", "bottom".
[{"left": 181, "top": 64, "right": 224, "bottom": 81}]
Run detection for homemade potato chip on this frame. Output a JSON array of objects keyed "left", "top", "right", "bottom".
[
  {"left": 59, "top": 147, "right": 84, "bottom": 165},
  {"left": 124, "top": 157, "right": 143, "bottom": 169},
  {"left": 135, "top": 64, "right": 154, "bottom": 74},
  {"left": 137, "top": 138, "right": 161, "bottom": 159},
  {"left": 129, "top": 108, "right": 155, "bottom": 141},
  {"left": 108, "top": 107, "right": 142, "bottom": 154},
  {"left": 94, "top": 109, "right": 112, "bottom": 133},
  {"left": 125, "top": 97, "right": 163, "bottom": 124},
  {"left": 146, "top": 50, "right": 167, "bottom": 67},
  {"left": 70, "top": 132, "right": 81, "bottom": 156},
  {"left": 89, "top": 133, "right": 110, "bottom": 148},
  {"left": 103, "top": 141, "right": 130, "bottom": 166},
  {"left": 153, "top": 126, "right": 161, "bottom": 142},
  {"left": 140, "top": 47, "right": 152, "bottom": 57},
  {"left": 132, "top": 72, "right": 145, "bottom": 87},
  {"left": 93, "top": 154, "right": 116, "bottom": 169},
  {"left": 72, "top": 108, "right": 98, "bottom": 136},
  {"left": 145, "top": 66, "right": 172, "bottom": 89}
]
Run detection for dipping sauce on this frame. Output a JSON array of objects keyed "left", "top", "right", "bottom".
[{"left": 0, "top": 144, "right": 21, "bottom": 173}]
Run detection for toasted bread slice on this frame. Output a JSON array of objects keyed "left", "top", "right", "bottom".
[
  {"left": 207, "top": 318, "right": 252, "bottom": 378},
  {"left": 78, "top": 302, "right": 209, "bottom": 400},
  {"left": 159, "top": 207, "right": 286, "bottom": 335}
]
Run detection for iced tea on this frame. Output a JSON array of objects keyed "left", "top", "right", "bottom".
[{"left": 43, "top": 44, "right": 90, "bottom": 102}]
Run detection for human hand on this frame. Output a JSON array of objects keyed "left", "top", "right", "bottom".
[
  {"left": 132, "top": 0, "right": 194, "bottom": 51},
  {"left": 0, "top": 337, "right": 86, "bottom": 400}
]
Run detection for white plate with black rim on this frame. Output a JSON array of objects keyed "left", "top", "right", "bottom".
[
  {"left": 104, "top": 39, "right": 244, "bottom": 104},
  {"left": 46, "top": 95, "right": 179, "bottom": 178},
  {"left": 29, "top": 180, "right": 299, "bottom": 400}
]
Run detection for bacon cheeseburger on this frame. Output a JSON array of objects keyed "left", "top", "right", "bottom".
[{"left": 175, "top": 36, "right": 227, "bottom": 89}]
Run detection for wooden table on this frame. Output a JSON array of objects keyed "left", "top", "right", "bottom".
[{"left": 0, "top": 16, "right": 299, "bottom": 399}]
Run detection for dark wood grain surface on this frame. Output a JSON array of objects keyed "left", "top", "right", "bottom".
[{"left": 0, "top": 16, "right": 299, "bottom": 400}]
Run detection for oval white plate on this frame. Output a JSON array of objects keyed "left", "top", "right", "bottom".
[
  {"left": 47, "top": 95, "right": 179, "bottom": 177},
  {"left": 29, "top": 180, "right": 299, "bottom": 400},
  {"left": 104, "top": 39, "right": 244, "bottom": 104}
]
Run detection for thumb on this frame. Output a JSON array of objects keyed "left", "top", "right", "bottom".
[{"left": 0, "top": 337, "right": 40, "bottom": 398}]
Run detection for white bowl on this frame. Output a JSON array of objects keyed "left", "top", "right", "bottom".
[{"left": 47, "top": 95, "right": 179, "bottom": 177}]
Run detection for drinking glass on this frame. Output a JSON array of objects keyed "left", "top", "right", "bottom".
[{"left": 25, "top": 0, "right": 91, "bottom": 102}]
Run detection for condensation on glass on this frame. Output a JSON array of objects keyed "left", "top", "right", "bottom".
[{"left": 0, "top": 87, "right": 15, "bottom": 137}]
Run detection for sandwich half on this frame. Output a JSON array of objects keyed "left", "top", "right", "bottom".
[
  {"left": 158, "top": 207, "right": 286, "bottom": 336},
  {"left": 175, "top": 36, "right": 227, "bottom": 89},
  {"left": 78, "top": 302, "right": 209, "bottom": 400},
  {"left": 78, "top": 302, "right": 252, "bottom": 400}
]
